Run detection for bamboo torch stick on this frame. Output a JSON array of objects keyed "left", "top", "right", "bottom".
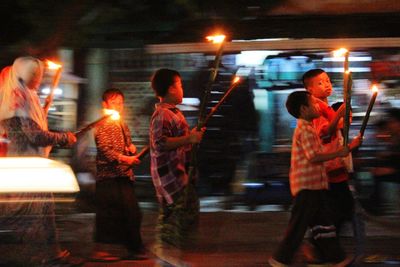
[
  {"left": 43, "top": 60, "right": 63, "bottom": 115},
  {"left": 334, "top": 48, "right": 352, "bottom": 146},
  {"left": 187, "top": 34, "right": 226, "bottom": 184},
  {"left": 197, "top": 34, "right": 226, "bottom": 129},
  {"left": 74, "top": 109, "right": 120, "bottom": 138},
  {"left": 360, "top": 85, "right": 379, "bottom": 138},
  {"left": 203, "top": 76, "right": 241, "bottom": 126}
]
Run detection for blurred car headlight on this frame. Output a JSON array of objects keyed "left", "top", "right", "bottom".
[{"left": 0, "top": 157, "right": 80, "bottom": 193}]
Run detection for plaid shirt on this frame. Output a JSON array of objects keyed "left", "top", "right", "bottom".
[
  {"left": 150, "top": 103, "right": 191, "bottom": 204},
  {"left": 95, "top": 120, "right": 134, "bottom": 180},
  {"left": 289, "top": 119, "right": 328, "bottom": 196}
]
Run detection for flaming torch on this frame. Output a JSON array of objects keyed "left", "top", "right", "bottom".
[
  {"left": 74, "top": 109, "right": 120, "bottom": 138},
  {"left": 360, "top": 84, "right": 379, "bottom": 138},
  {"left": 203, "top": 76, "right": 241, "bottom": 126},
  {"left": 43, "top": 60, "right": 63, "bottom": 114},
  {"left": 197, "top": 34, "right": 226, "bottom": 128},
  {"left": 334, "top": 48, "right": 352, "bottom": 146},
  {"left": 186, "top": 33, "right": 226, "bottom": 185}
]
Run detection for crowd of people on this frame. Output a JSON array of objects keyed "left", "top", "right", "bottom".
[
  {"left": 0, "top": 56, "right": 397, "bottom": 266},
  {"left": 0, "top": 57, "right": 204, "bottom": 266}
]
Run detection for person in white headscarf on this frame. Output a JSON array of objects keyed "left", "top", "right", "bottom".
[
  {"left": 0, "top": 56, "right": 76, "bottom": 156},
  {"left": 0, "top": 57, "right": 77, "bottom": 265}
]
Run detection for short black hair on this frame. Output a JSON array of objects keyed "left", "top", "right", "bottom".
[
  {"left": 302, "top": 68, "right": 326, "bottom": 89},
  {"left": 102, "top": 88, "right": 124, "bottom": 102},
  {"left": 286, "top": 91, "right": 310, "bottom": 119},
  {"left": 151, "top": 68, "right": 181, "bottom": 97}
]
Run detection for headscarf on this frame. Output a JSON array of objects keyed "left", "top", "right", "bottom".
[
  {"left": 0, "top": 57, "right": 50, "bottom": 156},
  {"left": 0, "top": 57, "right": 46, "bottom": 127}
]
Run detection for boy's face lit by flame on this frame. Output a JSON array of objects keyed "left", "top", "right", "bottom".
[
  {"left": 102, "top": 94, "right": 124, "bottom": 115},
  {"left": 168, "top": 76, "right": 183, "bottom": 105},
  {"left": 307, "top": 72, "right": 333, "bottom": 100}
]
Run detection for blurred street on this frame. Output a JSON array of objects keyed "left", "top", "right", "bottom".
[{"left": 52, "top": 196, "right": 400, "bottom": 267}]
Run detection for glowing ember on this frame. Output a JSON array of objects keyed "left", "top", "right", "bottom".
[
  {"left": 206, "top": 34, "right": 226, "bottom": 44},
  {"left": 103, "top": 109, "right": 120, "bottom": 120},
  {"left": 333, "top": 48, "right": 349, "bottom": 58},
  {"left": 371, "top": 84, "right": 379, "bottom": 93},
  {"left": 232, "top": 76, "right": 240, "bottom": 84},
  {"left": 46, "top": 60, "right": 62, "bottom": 70}
]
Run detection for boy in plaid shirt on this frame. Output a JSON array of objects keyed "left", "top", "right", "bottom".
[
  {"left": 269, "top": 91, "right": 360, "bottom": 267},
  {"left": 150, "top": 68, "right": 204, "bottom": 249}
]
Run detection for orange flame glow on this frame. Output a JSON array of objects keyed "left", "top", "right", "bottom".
[
  {"left": 46, "top": 60, "right": 62, "bottom": 70},
  {"left": 232, "top": 76, "right": 240, "bottom": 84},
  {"left": 206, "top": 34, "right": 226, "bottom": 44},
  {"left": 103, "top": 109, "right": 120, "bottom": 120},
  {"left": 333, "top": 48, "right": 348, "bottom": 58},
  {"left": 371, "top": 84, "right": 379, "bottom": 93}
]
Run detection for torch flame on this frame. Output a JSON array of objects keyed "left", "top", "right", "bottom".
[
  {"left": 46, "top": 60, "right": 62, "bottom": 70},
  {"left": 206, "top": 34, "right": 226, "bottom": 44},
  {"left": 371, "top": 84, "right": 379, "bottom": 93},
  {"left": 232, "top": 76, "right": 240, "bottom": 84},
  {"left": 333, "top": 48, "right": 348, "bottom": 58},
  {"left": 104, "top": 109, "right": 120, "bottom": 120}
]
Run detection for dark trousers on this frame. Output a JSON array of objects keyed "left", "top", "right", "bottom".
[
  {"left": 328, "top": 181, "right": 355, "bottom": 232},
  {"left": 95, "top": 177, "right": 143, "bottom": 251},
  {"left": 273, "top": 190, "right": 345, "bottom": 264}
]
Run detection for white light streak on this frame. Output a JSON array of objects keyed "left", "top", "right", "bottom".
[{"left": 0, "top": 157, "right": 80, "bottom": 193}]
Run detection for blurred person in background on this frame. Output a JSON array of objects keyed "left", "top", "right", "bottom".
[
  {"left": 369, "top": 108, "right": 400, "bottom": 214},
  {"left": 0, "top": 57, "right": 77, "bottom": 265}
]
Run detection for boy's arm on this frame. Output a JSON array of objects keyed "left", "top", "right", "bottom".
[
  {"left": 118, "top": 154, "right": 140, "bottom": 165},
  {"left": 325, "top": 104, "right": 345, "bottom": 137},
  {"left": 122, "top": 123, "right": 137, "bottom": 154},
  {"left": 301, "top": 125, "right": 348, "bottom": 163},
  {"left": 95, "top": 123, "right": 140, "bottom": 165},
  {"left": 309, "top": 134, "right": 361, "bottom": 163},
  {"left": 163, "top": 128, "right": 204, "bottom": 150},
  {"left": 309, "top": 147, "right": 349, "bottom": 163},
  {"left": 318, "top": 104, "right": 345, "bottom": 139},
  {"left": 151, "top": 111, "right": 204, "bottom": 151}
]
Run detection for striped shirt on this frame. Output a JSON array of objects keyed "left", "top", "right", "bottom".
[
  {"left": 150, "top": 103, "right": 191, "bottom": 205},
  {"left": 289, "top": 119, "right": 328, "bottom": 196},
  {"left": 95, "top": 120, "right": 133, "bottom": 180}
]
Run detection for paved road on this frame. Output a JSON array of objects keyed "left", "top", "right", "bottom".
[{"left": 53, "top": 199, "right": 400, "bottom": 267}]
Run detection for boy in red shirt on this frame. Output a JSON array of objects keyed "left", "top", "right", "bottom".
[{"left": 303, "top": 69, "right": 355, "bottom": 232}]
